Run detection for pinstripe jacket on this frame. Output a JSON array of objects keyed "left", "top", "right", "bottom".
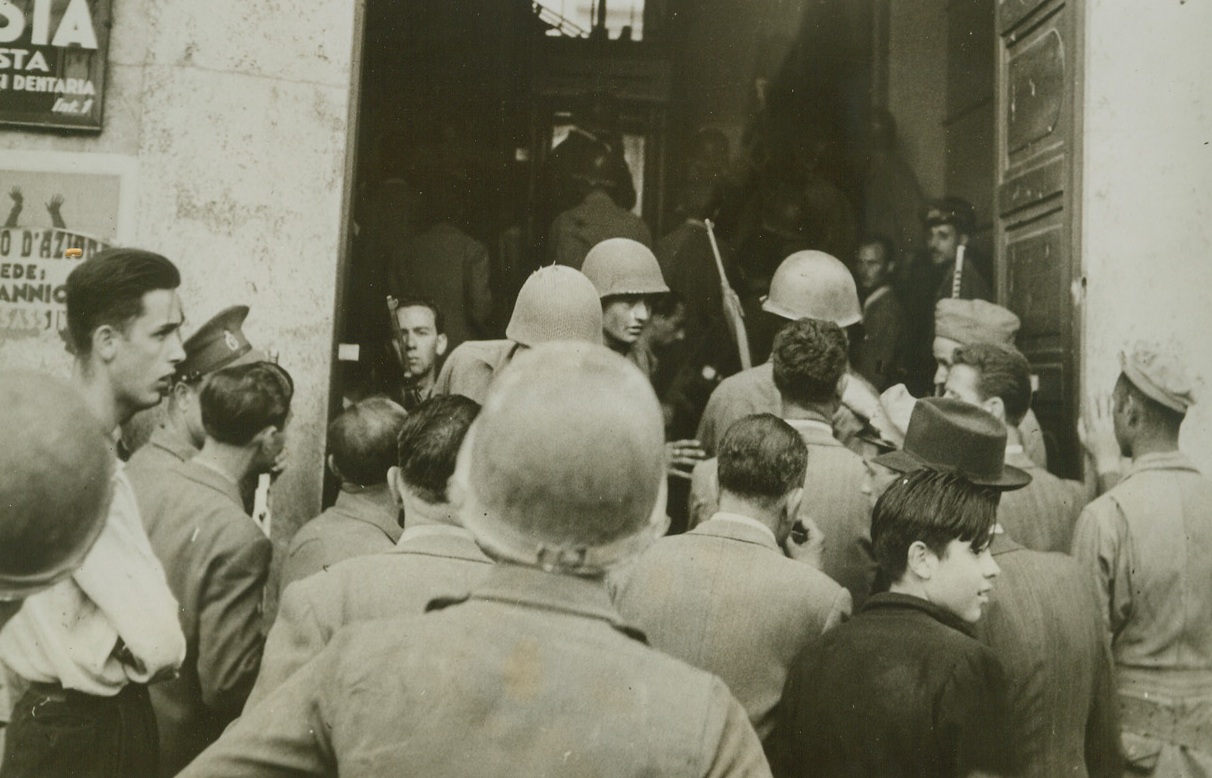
[
  {"left": 247, "top": 524, "right": 492, "bottom": 709},
  {"left": 975, "top": 535, "right": 1122, "bottom": 777},
  {"left": 613, "top": 514, "right": 851, "bottom": 740},
  {"left": 997, "top": 449, "right": 1088, "bottom": 554},
  {"left": 689, "top": 414, "right": 876, "bottom": 608}
]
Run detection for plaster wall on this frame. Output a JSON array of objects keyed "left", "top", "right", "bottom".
[
  {"left": 0, "top": 1, "right": 360, "bottom": 539},
  {"left": 1081, "top": 0, "right": 1212, "bottom": 471},
  {"left": 886, "top": 0, "right": 947, "bottom": 199}
]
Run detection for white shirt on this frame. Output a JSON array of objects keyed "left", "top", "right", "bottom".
[
  {"left": 707, "top": 511, "right": 778, "bottom": 546},
  {"left": 0, "top": 464, "right": 186, "bottom": 695},
  {"left": 396, "top": 523, "right": 475, "bottom": 546}
]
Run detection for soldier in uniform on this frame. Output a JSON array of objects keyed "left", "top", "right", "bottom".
[
  {"left": 130, "top": 361, "right": 293, "bottom": 776},
  {"left": 1072, "top": 342, "right": 1212, "bottom": 776},
  {"left": 433, "top": 264, "right": 603, "bottom": 403},
  {"left": 181, "top": 342, "right": 770, "bottom": 777},
  {"left": 580, "top": 237, "right": 671, "bottom": 366},
  {"left": 695, "top": 250, "right": 883, "bottom": 460},
  {"left": 278, "top": 397, "right": 408, "bottom": 594},
  {"left": 246, "top": 394, "right": 490, "bottom": 706},
  {"left": 0, "top": 372, "right": 112, "bottom": 631}
]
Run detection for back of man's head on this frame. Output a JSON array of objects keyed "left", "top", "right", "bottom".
[
  {"left": 201, "top": 362, "right": 294, "bottom": 446},
  {"left": 717, "top": 413, "right": 807, "bottom": 505},
  {"left": 0, "top": 372, "right": 112, "bottom": 626},
  {"left": 951, "top": 343, "right": 1033, "bottom": 426},
  {"left": 65, "top": 248, "right": 181, "bottom": 357},
  {"left": 397, "top": 394, "right": 480, "bottom": 504},
  {"left": 871, "top": 468, "right": 998, "bottom": 584},
  {"left": 329, "top": 397, "right": 408, "bottom": 487},
  {"left": 772, "top": 317, "right": 849, "bottom": 408}
]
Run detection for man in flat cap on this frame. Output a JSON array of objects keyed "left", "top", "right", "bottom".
[
  {"left": 931, "top": 297, "right": 1048, "bottom": 468},
  {"left": 0, "top": 248, "right": 187, "bottom": 777},
  {"left": 433, "top": 264, "right": 604, "bottom": 403},
  {"left": 181, "top": 342, "right": 769, "bottom": 777},
  {"left": 0, "top": 372, "right": 112, "bottom": 631},
  {"left": 126, "top": 305, "right": 266, "bottom": 480},
  {"left": 1072, "top": 342, "right": 1212, "bottom": 776},
  {"left": 246, "top": 395, "right": 490, "bottom": 706},
  {"left": 277, "top": 396, "right": 408, "bottom": 594},
  {"left": 132, "top": 361, "right": 293, "bottom": 776}
]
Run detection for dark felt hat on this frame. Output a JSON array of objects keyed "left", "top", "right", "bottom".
[
  {"left": 177, "top": 305, "right": 266, "bottom": 383},
  {"left": 873, "top": 397, "right": 1031, "bottom": 490}
]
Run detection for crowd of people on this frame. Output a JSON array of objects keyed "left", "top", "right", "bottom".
[{"left": 0, "top": 172, "right": 1209, "bottom": 778}]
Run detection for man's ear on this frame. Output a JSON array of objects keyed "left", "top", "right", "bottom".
[
  {"left": 984, "top": 395, "right": 1006, "bottom": 424},
  {"left": 905, "top": 540, "right": 936, "bottom": 580},
  {"left": 387, "top": 466, "right": 404, "bottom": 508},
  {"left": 435, "top": 333, "right": 448, "bottom": 358},
  {"left": 835, "top": 371, "right": 850, "bottom": 403},
  {"left": 92, "top": 324, "right": 119, "bottom": 362},
  {"left": 326, "top": 453, "right": 340, "bottom": 480},
  {"left": 784, "top": 486, "right": 805, "bottom": 525}
]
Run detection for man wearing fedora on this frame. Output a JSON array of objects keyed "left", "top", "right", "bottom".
[
  {"left": 771, "top": 397, "right": 1023, "bottom": 777},
  {"left": 1072, "top": 343, "right": 1212, "bottom": 776}
]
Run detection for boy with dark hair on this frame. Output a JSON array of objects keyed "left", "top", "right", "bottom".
[
  {"left": 772, "top": 398, "right": 1025, "bottom": 778},
  {"left": 246, "top": 393, "right": 490, "bottom": 707},
  {"left": 615, "top": 413, "right": 849, "bottom": 741},
  {"left": 278, "top": 396, "right": 408, "bottom": 592},
  {"left": 127, "top": 360, "right": 293, "bottom": 776},
  {"left": 0, "top": 247, "right": 187, "bottom": 778}
]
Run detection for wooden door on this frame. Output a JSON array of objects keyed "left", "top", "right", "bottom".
[{"left": 995, "top": 0, "right": 1084, "bottom": 478}]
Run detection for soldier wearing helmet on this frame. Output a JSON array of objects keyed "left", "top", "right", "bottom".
[
  {"left": 695, "top": 250, "right": 883, "bottom": 460},
  {"left": 180, "top": 343, "right": 770, "bottom": 777},
  {"left": 433, "top": 265, "right": 603, "bottom": 404},
  {"left": 581, "top": 238, "right": 670, "bottom": 361}
]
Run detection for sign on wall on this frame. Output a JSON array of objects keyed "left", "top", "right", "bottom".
[
  {"left": 0, "top": 0, "right": 112, "bottom": 131},
  {"left": 0, "top": 152, "right": 137, "bottom": 348}
]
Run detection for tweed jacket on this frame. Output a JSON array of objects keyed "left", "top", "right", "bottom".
[
  {"left": 1072, "top": 451, "right": 1212, "bottom": 774},
  {"left": 613, "top": 514, "right": 850, "bottom": 740},
  {"left": 127, "top": 459, "right": 271, "bottom": 777},
  {"left": 689, "top": 415, "right": 875, "bottom": 608},
  {"left": 433, "top": 338, "right": 519, "bottom": 404},
  {"left": 277, "top": 489, "right": 402, "bottom": 596},
  {"left": 975, "top": 535, "right": 1121, "bottom": 777},
  {"left": 548, "top": 189, "right": 653, "bottom": 270},
  {"left": 997, "top": 448, "right": 1087, "bottom": 554},
  {"left": 247, "top": 525, "right": 492, "bottom": 707},
  {"left": 181, "top": 565, "right": 771, "bottom": 778}
]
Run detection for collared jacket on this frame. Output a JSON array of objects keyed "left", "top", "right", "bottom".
[
  {"left": 857, "top": 284, "right": 908, "bottom": 391},
  {"left": 613, "top": 514, "right": 850, "bottom": 740},
  {"left": 998, "top": 448, "right": 1087, "bottom": 554},
  {"left": 247, "top": 524, "right": 492, "bottom": 707},
  {"left": 689, "top": 414, "right": 876, "bottom": 608},
  {"left": 127, "top": 425, "right": 197, "bottom": 474},
  {"left": 1072, "top": 451, "right": 1212, "bottom": 774},
  {"left": 770, "top": 593, "right": 1017, "bottom": 778},
  {"left": 127, "top": 459, "right": 270, "bottom": 777},
  {"left": 180, "top": 565, "right": 771, "bottom": 778},
  {"left": 433, "top": 339, "right": 520, "bottom": 404},
  {"left": 975, "top": 535, "right": 1122, "bottom": 777},
  {"left": 548, "top": 189, "right": 653, "bottom": 270},
  {"left": 278, "top": 489, "right": 402, "bottom": 596}
]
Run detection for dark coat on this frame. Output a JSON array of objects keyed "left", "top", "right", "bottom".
[{"left": 770, "top": 593, "right": 1016, "bottom": 778}]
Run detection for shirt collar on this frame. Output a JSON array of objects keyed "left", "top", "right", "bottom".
[
  {"left": 397, "top": 523, "right": 473, "bottom": 545},
  {"left": 332, "top": 489, "right": 403, "bottom": 543},
  {"left": 705, "top": 511, "right": 778, "bottom": 546},
  {"left": 862, "top": 284, "right": 892, "bottom": 312},
  {"left": 1125, "top": 450, "right": 1201, "bottom": 478},
  {"left": 784, "top": 415, "right": 841, "bottom": 445},
  {"left": 469, "top": 564, "right": 623, "bottom": 627},
  {"left": 149, "top": 425, "right": 199, "bottom": 463}
]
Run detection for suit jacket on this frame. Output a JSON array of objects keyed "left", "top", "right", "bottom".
[
  {"left": 180, "top": 565, "right": 771, "bottom": 778},
  {"left": 388, "top": 222, "right": 492, "bottom": 351},
  {"left": 857, "top": 285, "right": 907, "bottom": 391},
  {"left": 771, "top": 593, "right": 1017, "bottom": 778},
  {"left": 278, "top": 490, "right": 402, "bottom": 596},
  {"left": 690, "top": 415, "right": 876, "bottom": 608},
  {"left": 127, "top": 459, "right": 271, "bottom": 778},
  {"left": 997, "top": 448, "right": 1087, "bottom": 553},
  {"left": 247, "top": 525, "right": 493, "bottom": 707},
  {"left": 433, "top": 339, "right": 519, "bottom": 404},
  {"left": 974, "top": 535, "right": 1122, "bottom": 777},
  {"left": 126, "top": 425, "right": 196, "bottom": 475},
  {"left": 613, "top": 515, "right": 850, "bottom": 740},
  {"left": 548, "top": 189, "right": 653, "bottom": 270}
]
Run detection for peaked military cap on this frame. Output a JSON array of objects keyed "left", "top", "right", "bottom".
[{"left": 177, "top": 305, "right": 266, "bottom": 383}]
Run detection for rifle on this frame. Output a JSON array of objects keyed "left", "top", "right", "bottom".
[{"left": 704, "top": 219, "right": 751, "bottom": 371}]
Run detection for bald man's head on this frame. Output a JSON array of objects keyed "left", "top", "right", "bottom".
[{"left": 0, "top": 373, "right": 112, "bottom": 628}]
